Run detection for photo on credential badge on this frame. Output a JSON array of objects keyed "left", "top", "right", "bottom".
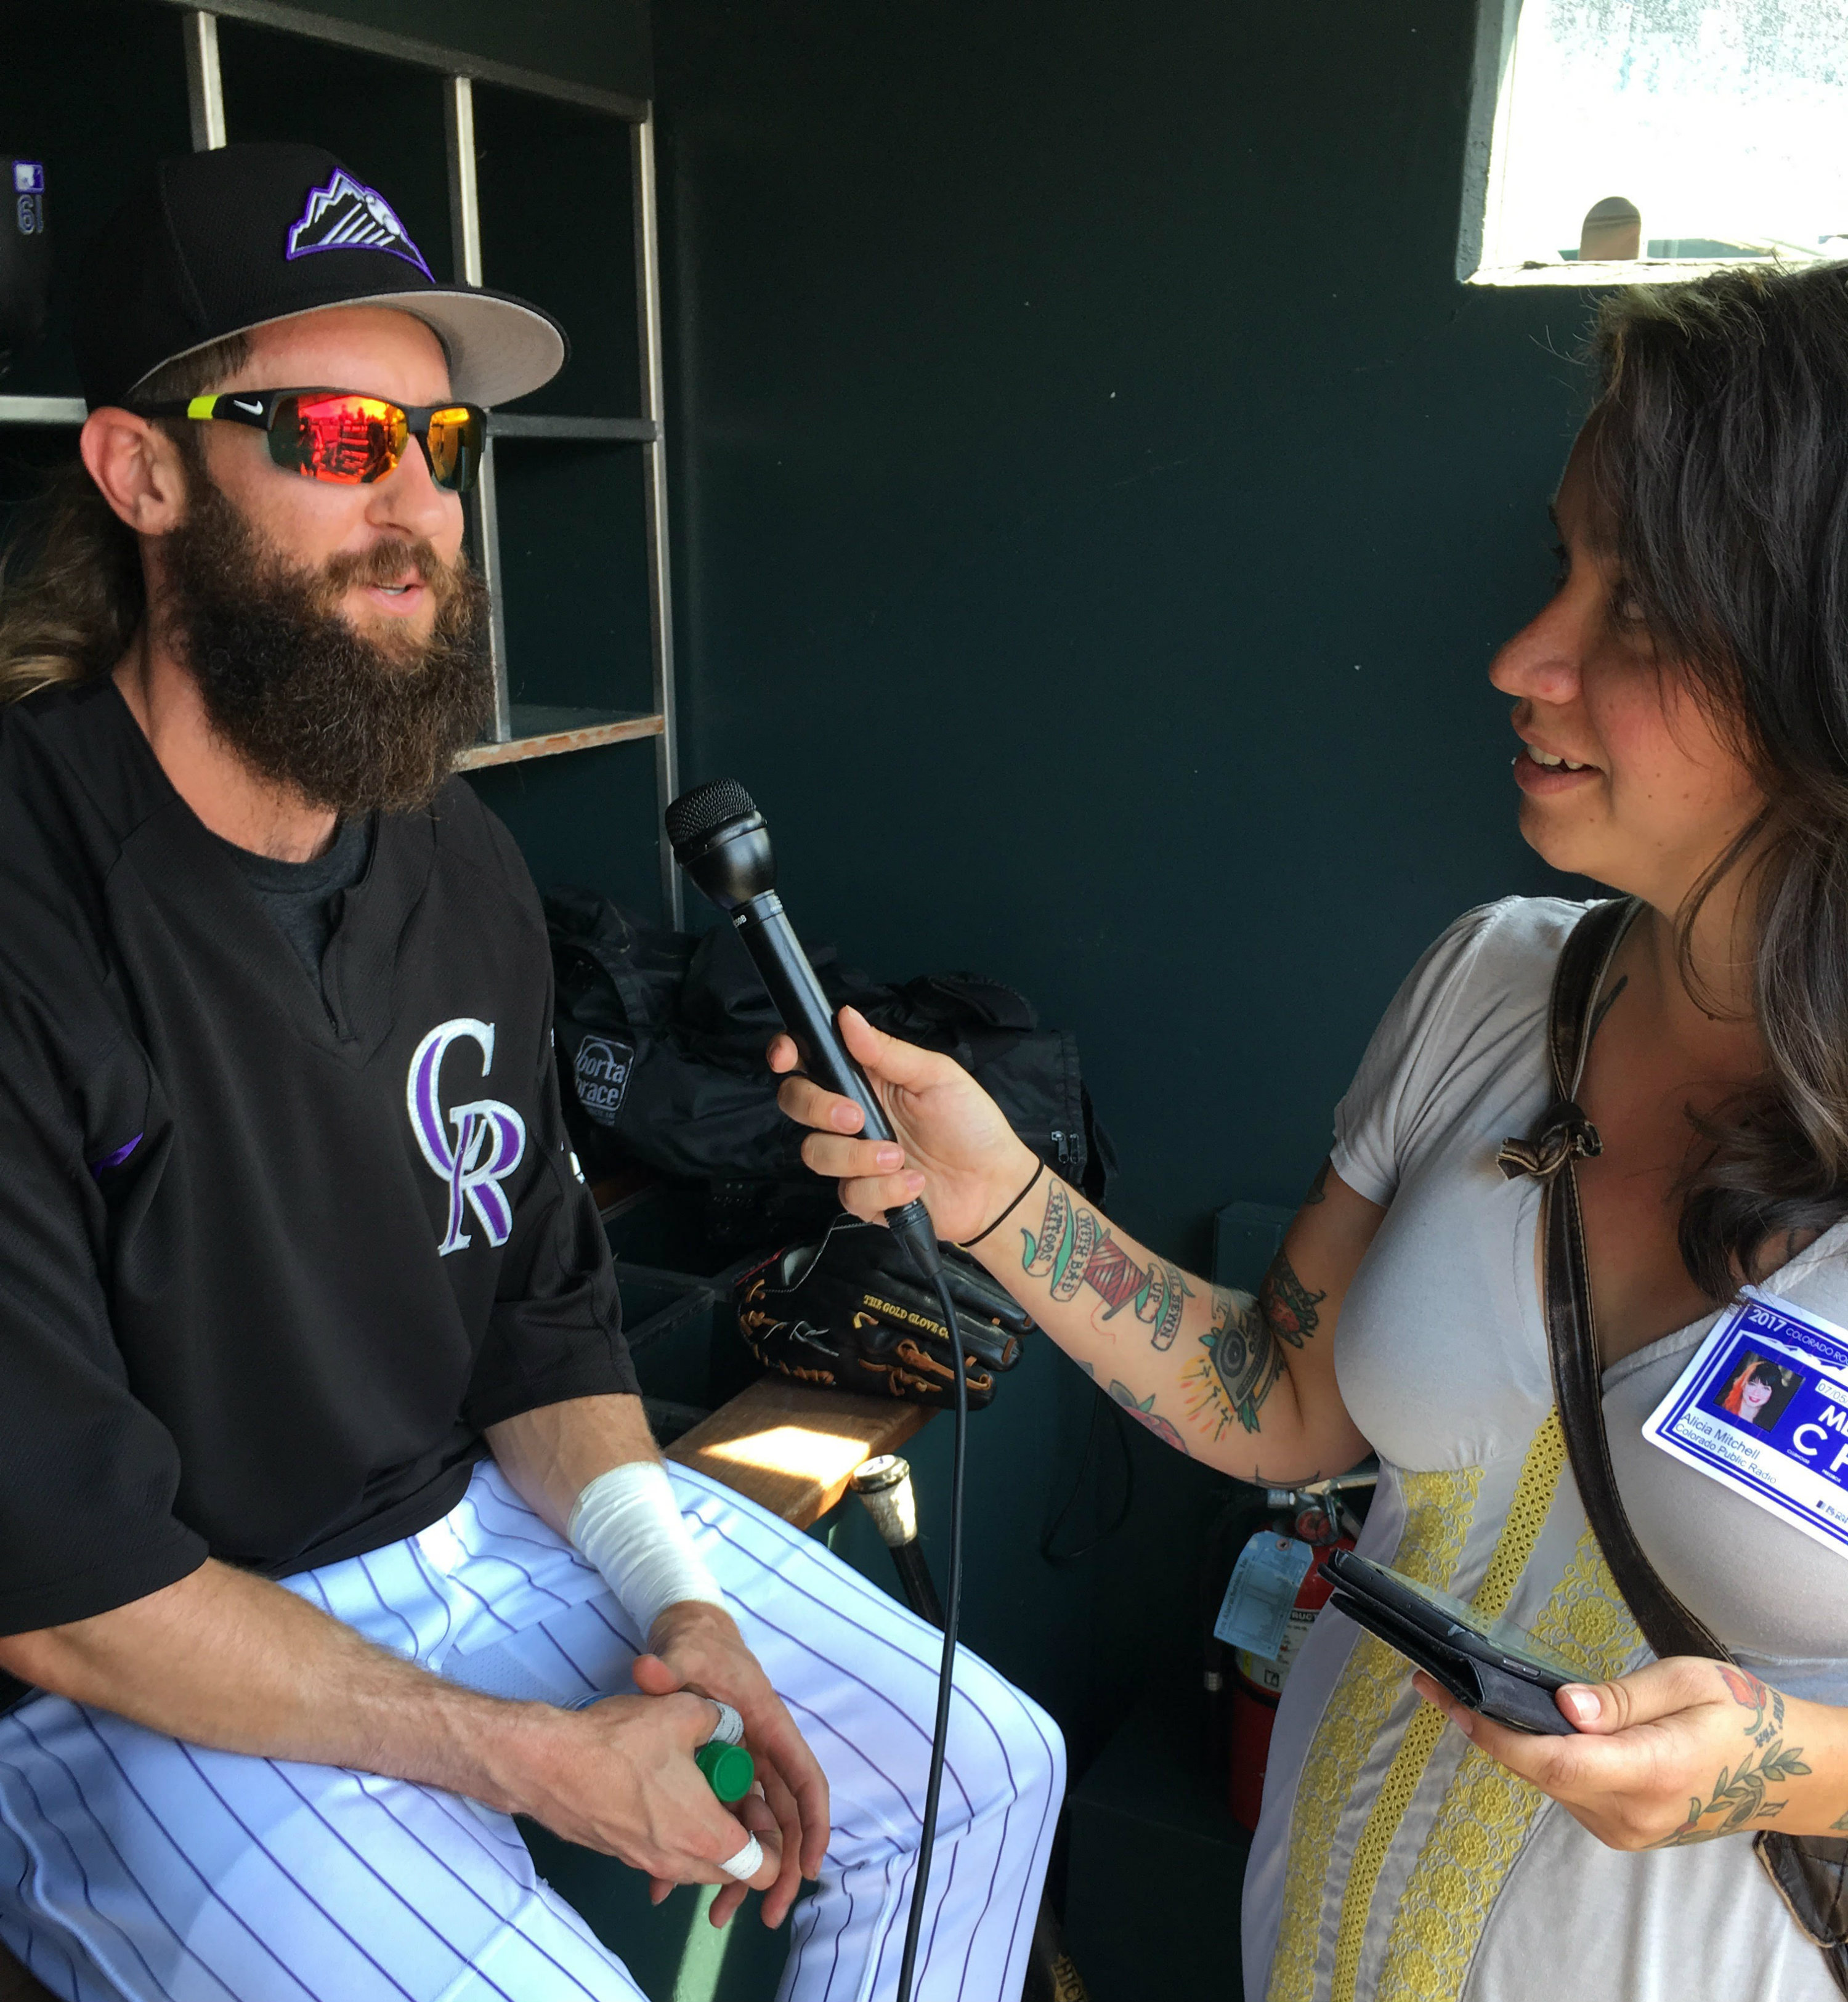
[{"left": 1709, "top": 1352, "right": 1804, "bottom": 1435}]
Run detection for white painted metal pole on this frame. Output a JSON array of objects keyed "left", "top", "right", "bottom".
[
  {"left": 184, "top": 11, "right": 226, "bottom": 151},
  {"left": 633, "top": 110, "right": 683, "bottom": 925},
  {"left": 445, "top": 74, "right": 512, "bottom": 744}
]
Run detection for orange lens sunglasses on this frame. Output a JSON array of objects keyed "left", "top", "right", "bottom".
[{"left": 139, "top": 387, "right": 485, "bottom": 493}]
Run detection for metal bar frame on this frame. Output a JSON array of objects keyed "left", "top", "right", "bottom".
[
  {"left": 0, "top": 396, "right": 86, "bottom": 425},
  {"left": 490, "top": 415, "right": 659, "bottom": 442},
  {"left": 443, "top": 74, "right": 511, "bottom": 743},
  {"left": 184, "top": 10, "right": 227, "bottom": 149},
  {"left": 152, "top": 0, "right": 646, "bottom": 118},
  {"left": 444, "top": 73, "right": 484, "bottom": 287},
  {"left": 633, "top": 110, "right": 683, "bottom": 923}
]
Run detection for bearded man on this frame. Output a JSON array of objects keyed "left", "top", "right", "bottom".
[{"left": 0, "top": 144, "right": 1060, "bottom": 2002}]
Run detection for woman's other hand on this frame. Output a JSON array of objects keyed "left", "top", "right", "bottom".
[
  {"left": 1414, "top": 1659, "right": 1848, "bottom": 1849},
  {"left": 769, "top": 1007, "right": 1037, "bottom": 1242}
]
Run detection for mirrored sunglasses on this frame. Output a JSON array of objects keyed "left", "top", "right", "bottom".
[{"left": 137, "top": 387, "right": 486, "bottom": 493}]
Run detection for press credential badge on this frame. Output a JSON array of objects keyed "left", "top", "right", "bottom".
[{"left": 1643, "top": 1287, "right": 1848, "bottom": 1558}]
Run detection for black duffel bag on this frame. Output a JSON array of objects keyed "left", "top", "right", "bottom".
[{"left": 545, "top": 886, "right": 1112, "bottom": 1249}]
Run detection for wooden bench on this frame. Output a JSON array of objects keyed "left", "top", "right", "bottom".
[
  {"left": 667, "top": 1374, "right": 932, "bottom": 1528},
  {"left": 0, "top": 1380, "right": 928, "bottom": 1999}
]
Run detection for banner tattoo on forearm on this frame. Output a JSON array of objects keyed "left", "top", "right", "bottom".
[
  {"left": 1182, "top": 1251, "right": 1327, "bottom": 1438},
  {"left": 1021, "top": 1182, "right": 1194, "bottom": 1348}
]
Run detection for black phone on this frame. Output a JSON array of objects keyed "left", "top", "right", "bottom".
[{"left": 1324, "top": 1548, "right": 1584, "bottom": 1735}]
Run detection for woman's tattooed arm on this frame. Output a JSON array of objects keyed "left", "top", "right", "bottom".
[
  {"left": 1658, "top": 1668, "right": 1809, "bottom": 1846},
  {"left": 1013, "top": 1186, "right": 1327, "bottom": 1440},
  {"left": 1019, "top": 1180, "right": 1194, "bottom": 1349},
  {"left": 1181, "top": 1254, "right": 1327, "bottom": 1439},
  {"left": 988, "top": 1162, "right": 1373, "bottom": 1481}
]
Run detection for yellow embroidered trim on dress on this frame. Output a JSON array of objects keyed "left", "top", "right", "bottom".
[
  {"left": 1372, "top": 1523, "right": 1643, "bottom": 2001},
  {"left": 1469, "top": 1409, "right": 1565, "bottom": 1623},
  {"left": 1265, "top": 1467, "right": 1482, "bottom": 2002},
  {"left": 1326, "top": 1412, "right": 1567, "bottom": 2002}
]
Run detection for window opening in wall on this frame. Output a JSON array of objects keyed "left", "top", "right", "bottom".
[{"left": 1461, "top": 0, "right": 1848, "bottom": 286}]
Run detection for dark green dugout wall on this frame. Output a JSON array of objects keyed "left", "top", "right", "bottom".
[{"left": 652, "top": 0, "right": 1584, "bottom": 1266}]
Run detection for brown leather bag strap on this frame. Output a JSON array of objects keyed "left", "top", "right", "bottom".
[
  {"left": 1498, "top": 895, "right": 1727, "bottom": 1662},
  {"left": 1501, "top": 897, "right": 1848, "bottom": 1980}
]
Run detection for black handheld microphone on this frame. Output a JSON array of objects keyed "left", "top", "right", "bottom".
[
  {"left": 665, "top": 777, "right": 964, "bottom": 2002},
  {"left": 663, "top": 777, "right": 943, "bottom": 1284}
]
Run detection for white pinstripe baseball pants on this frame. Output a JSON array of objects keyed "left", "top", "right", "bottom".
[{"left": 0, "top": 1462, "right": 1063, "bottom": 2002}]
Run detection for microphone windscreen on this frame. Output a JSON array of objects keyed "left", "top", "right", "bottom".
[{"left": 665, "top": 777, "right": 758, "bottom": 855}]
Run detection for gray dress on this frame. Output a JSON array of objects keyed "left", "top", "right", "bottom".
[{"left": 1241, "top": 896, "right": 1847, "bottom": 2002}]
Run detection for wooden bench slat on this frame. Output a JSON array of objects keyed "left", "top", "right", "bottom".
[{"left": 667, "top": 1377, "right": 932, "bottom": 1530}]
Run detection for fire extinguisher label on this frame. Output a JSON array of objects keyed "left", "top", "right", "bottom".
[
  {"left": 1214, "top": 1533, "right": 1315, "bottom": 1657},
  {"left": 1236, "top": 1605, "right": 1319, "bottom": 1693}
]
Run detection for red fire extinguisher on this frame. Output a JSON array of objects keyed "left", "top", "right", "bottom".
[{"left": 1226, "top": 1507, "right": 1353, "bottom": 1831}]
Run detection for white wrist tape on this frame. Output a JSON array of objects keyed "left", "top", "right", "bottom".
[{"left": 568, "top": 1461, "right": 726, "bottom": 1640}]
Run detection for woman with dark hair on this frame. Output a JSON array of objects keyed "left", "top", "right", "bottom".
[
  {"left": 776, "top": 262, "right": 1848, "bottom": 2002},
  {"left": 1722, "top": 1356, "right": 1785, "bottom": 1425}
]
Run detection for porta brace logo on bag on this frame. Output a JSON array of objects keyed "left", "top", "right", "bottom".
[
  {"left": 572, "top": 1034, "right": 636, "bottom": 1125},
  {"left": 407, "top": 1019, "right": 528, "bottom": 1255}
]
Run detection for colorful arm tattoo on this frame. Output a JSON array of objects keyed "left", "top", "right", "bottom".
[
  {"left": 1072, "top": 1359, "right": 1192, "bottom": 1457},
  {"left": 1106, "top": 1379, "right": 1189, "bottom": 1454},
  {"left": 1020, "top": 1181, "right": 1194, "bottom": 1349},
  {"left": 1658, "top": 1667, "right": 1809, "bottom": 1846},
  {"left": 1181, "top": 1250, "right": 1327, "bottom": 1439}
]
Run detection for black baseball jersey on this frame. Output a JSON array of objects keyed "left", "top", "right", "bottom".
[{"left": 0, "top": 678, "right": 638, "bottom": 1637}]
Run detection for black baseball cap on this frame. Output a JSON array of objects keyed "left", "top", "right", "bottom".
[{"left": 73, "top": 142, "right": 565, "bottom": 411}]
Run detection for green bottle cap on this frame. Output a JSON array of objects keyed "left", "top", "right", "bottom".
[{"left": 695, "top": 1740, "right": 756, "bottom": 1804}]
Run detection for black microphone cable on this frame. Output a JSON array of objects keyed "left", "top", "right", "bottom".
[
  {"left": 663, "top": 780, "right": 971, "bottom": 2002},
  {"left": 881, "top": 1220, "right": 968, "bottom": 2002}
]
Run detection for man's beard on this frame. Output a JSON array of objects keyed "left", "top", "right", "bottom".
[{"left": 160, "top": 474, "right": 495, "bottom": 816}]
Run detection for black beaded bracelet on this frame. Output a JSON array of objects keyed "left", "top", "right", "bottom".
[{"left": 957, "top": 1159, "right": 1047, "bottom": 1249}]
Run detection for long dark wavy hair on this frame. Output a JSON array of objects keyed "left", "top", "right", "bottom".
[
  {"left": 1586, "top": 262, "right": 1848, "bottom": 1294},
  {"left": 0, "top": 331, "right": 249, "bottom": 705}
]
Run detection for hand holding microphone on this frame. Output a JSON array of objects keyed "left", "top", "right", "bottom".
[
  {"left": 767, "top": 1007, "right": 1042, "bottom": 1249},
  {"left": 664, "top": 778, "right": 1036, "bottom": 1268}
]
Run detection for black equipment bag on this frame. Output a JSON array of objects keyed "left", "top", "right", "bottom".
[{"left": 545, "top": 887, "right": 1113, "bottom": 1249}]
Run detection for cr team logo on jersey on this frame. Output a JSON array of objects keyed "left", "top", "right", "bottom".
[{"left": 407, "top": 1019, "right": 527, "bottom": 1255}]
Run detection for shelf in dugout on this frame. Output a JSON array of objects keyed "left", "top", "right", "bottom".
[
  {"left": 455, "top": 704, "right": 665, "bottom": 769},
  {"left": 0, "top": 396, "right": 86, "bottom": 426}
]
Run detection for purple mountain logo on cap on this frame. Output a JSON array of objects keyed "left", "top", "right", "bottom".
[{"left": 285, "top": 169, "right": 432, "bottom": 282}]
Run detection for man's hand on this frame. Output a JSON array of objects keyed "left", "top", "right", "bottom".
[
  {"left": 638, "top": 1600, "right": 831, "bottom": 1927},
  {"left": 510, "top": 1685, "right": 782, "bottom": 1895},
  {"left": 485, "top": 1402, "right": 830, "bottom": 1927},
  {"left": 1414, "top": 1658, "right": 1848, "bottom": 1848}
]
